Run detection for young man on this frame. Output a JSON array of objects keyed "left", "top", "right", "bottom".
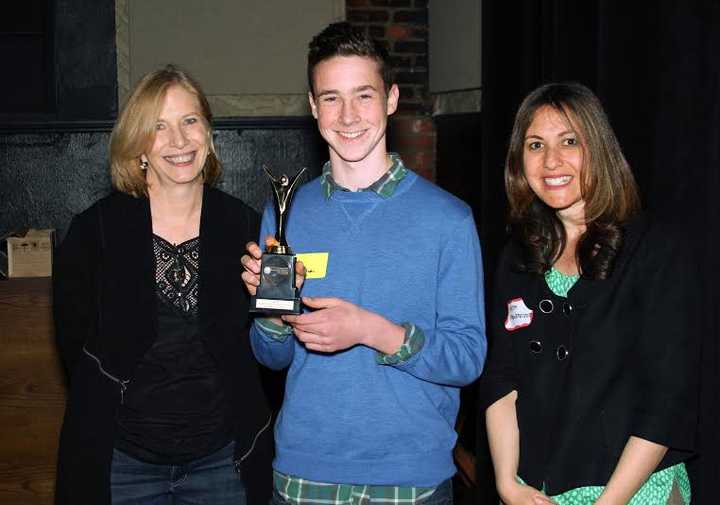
[{"left": 242, "top": 22, "right": 486, "bottom": 504}]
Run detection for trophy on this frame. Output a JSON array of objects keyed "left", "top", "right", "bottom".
[{"left": 250, "top": 166, "right": 307, "bottom": 315}]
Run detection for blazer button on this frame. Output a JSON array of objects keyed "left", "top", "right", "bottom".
[
  {"left": 562, "top": 302, "right": 573, "bottom": 316},
  {"left": 529, "top": 340, "right": 543, "bottom": 353},
  {"left": 539, "top": 299, "right": 554, "bottom": 314},
  {"left": 556, "top": 345, "right": 569, "bottom": 360}
]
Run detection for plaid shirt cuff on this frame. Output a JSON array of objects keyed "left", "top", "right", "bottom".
[
  {"left": 256, "top": 317, "right": 294, "bottom": 342},
  {"left": 376, "top": 322, "right": 425, "bottom": 365}
]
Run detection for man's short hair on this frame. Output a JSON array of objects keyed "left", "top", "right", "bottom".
[{"left": 307, "top": 22, "right": 393, "bottom": 96}]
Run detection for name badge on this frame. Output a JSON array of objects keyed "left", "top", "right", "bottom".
[
  {"left": 505, "top": 297, "right": 533, "bottom": 331},
  {"left": 296, "top": 252, "right": 329, "bottom": 279}
]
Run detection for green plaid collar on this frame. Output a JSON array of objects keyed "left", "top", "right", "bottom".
[
  {"left": 274, "top": 471, "right": 435, "bottom": 504},
  {"left": 320, "top": 153, "right": 408, "bottom": 200}
]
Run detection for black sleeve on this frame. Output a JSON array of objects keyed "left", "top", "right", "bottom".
[
  {"left": 52, "top": 209, "right": 99, "bottom": 381},
  {"left": 246, "top": 206, "right": 261, "bottom": 246},
  {"left": 477, "top": 245, "right": 519, "bottom": 412},
  {"left": 630, "top": 222, "right": 700, "bottom": 452}
]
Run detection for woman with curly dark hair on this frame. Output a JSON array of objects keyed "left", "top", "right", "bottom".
[{"left": 480, "top": 82, "right": 698, "bottom": 505}]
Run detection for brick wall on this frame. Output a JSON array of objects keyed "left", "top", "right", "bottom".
[{"left": 346, "top": 0, "right": 436, "bottom": 181}]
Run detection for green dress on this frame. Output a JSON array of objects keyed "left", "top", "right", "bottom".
[{"left": 537, "top": 268, "right": 691, "bottom": 505}]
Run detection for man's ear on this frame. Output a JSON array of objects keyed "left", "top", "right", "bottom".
[
  {"left": 308, "top": 91, "right": 319, "bottom": 119},
  {"left": 386, "top": 84, "right": 399, "bottom": 116}
]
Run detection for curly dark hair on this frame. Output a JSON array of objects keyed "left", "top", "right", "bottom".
[
  {"left": 505, "top": 82, "right": 641, "bottom": 279},
  {"left": 307, "top": 22, "right": 393, "bottom": 96}
]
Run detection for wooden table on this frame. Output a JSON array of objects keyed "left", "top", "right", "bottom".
[{"left": 0, "top": 278, "right": 64, "bottom": 505}]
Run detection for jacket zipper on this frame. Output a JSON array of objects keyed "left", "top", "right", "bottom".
[
  {"left": 83, "top": 346, "right": 130, "bottom": 404},
  {"left": 233, "top": 412, "right": 273, "bottom": 472}
]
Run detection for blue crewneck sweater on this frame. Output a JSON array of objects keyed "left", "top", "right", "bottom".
[{"left": 251, "top": 169, "right": 486, "bottom": 486}]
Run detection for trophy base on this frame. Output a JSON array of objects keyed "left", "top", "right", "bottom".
[
  {"left": 249, "top": 252, "right": 302, "bottom": 315},
  {"left": 250, "top": 296, "right": 302, "bottom": 315}
]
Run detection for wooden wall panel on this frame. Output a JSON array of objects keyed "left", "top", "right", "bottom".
[{"left": 0, "top": 279, "right": 63, "bottom": 505}]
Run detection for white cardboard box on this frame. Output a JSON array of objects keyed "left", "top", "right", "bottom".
[{"left": 6, "top": 229, "right": 54, "bottom": 278}]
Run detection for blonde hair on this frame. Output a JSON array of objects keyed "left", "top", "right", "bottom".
[{"left": 109, "top": 65, "right": 221, "bottom": 197}]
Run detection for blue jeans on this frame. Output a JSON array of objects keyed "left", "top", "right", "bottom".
[
  {"left": 110, "top": 442, "right": 246, "bottom": 505},
  {"left": 270, "top": 478, "right": 453, "bottom": 505}
]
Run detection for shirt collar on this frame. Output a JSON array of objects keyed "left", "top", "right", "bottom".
[{"left": 320, "top": 153, "right": 408, "bottom": 200}]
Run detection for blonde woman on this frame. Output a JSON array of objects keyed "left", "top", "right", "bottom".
[{"left": 53, "top": 65, "right": 272, "bottom": 505}]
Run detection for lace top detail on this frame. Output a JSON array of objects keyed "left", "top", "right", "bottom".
[{"left": 153, "top": 235, "right": 200, "bottom": 316}]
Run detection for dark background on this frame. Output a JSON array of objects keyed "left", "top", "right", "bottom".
[{"left": 1, "top": 1, "right": 718, "bottom": 503}]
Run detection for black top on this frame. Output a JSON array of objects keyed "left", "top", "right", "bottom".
[
  {"left": 478, "top": 214, "right": 700, "bottom": 495},
  {"left": 115, "top": 236, "right": 233, "bottom": 464}
]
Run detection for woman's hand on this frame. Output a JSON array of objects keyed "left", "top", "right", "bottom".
[{"left": 498, "top": 480, "right": 556, "bottom": 505}]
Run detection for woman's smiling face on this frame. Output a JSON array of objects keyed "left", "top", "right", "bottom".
[
  {"left": 523, "top": 105, "right": 586, "bottom": 220},
  {"left": 142, "top": 84, "right": 209, "bottom": 191}
]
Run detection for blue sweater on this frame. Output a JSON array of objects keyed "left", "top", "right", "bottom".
[{"left": 250, "top": 169, "right": 486, "bottom": 487}]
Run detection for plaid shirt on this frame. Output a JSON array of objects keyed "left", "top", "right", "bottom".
[
  {"left": 319, "top": 153, "right": 408, "bottom": 200},
  {"left": 258, "top": 155, "right": 433, "bottom": 502},
  {"left": 273, "top": 471, "right": 436, "bottom": 505},
  {"left": 257, "top": 154, "right": 426, "bottom": 365}
]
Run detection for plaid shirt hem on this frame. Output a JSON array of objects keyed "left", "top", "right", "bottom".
[{"left": 274, "top": 471, "right": 436, "bottom": 504}]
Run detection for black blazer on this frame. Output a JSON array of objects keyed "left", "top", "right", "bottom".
[
  {"left": 53, "top": 187, "right": 272, "bottom": 505},
  {"left": 479, "top": 214, "right": 700, "bottom": 495}
]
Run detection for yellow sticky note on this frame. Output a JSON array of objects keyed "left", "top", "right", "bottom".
[{"left": 296, "top": 252, "right": 329, "bottom": 279}]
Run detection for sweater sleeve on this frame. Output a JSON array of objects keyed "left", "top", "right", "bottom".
[
  {"left": 630, "top": 223, "right": 700, "bottom": 452},
  {"left": 52, "top": 209, "right": 98, "bottom": 381},
  {"left": 248, "top": 204, "right": 296, "bottom": 370},
  {"left": 388, "top": 212, "right": 487, "bottom": 387}
]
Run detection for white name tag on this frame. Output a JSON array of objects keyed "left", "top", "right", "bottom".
[
  {"left": 505, "top": 298, "right": 534, "bottom": 331},
  {"left": 255, "top": 299, "right": 296, "bottom": 310}
]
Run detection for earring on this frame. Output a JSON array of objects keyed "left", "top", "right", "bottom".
[{"left": 140, "top": 160, "right": 149, "bottom": 170}]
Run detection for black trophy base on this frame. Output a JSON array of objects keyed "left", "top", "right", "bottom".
[{"left": 249, "top": 252, "right": 302, "bottom": 315}]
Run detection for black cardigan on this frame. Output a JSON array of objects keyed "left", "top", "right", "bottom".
[
  {"left": 479, "top": 214, "right": 700, "bottom": 495},
  {"left": 53, "top": 187, "right": 272, "bottom": 505}
]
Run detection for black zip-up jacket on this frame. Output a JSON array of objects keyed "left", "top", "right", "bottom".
[
  {"left": 479, "top": 214, "right": 700, "bottom": 495},
  {"left": 53, "top": 187, "right": 272, "bottom": 505}
]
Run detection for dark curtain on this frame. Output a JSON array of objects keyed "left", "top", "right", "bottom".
[{"left": 476, "top": 1, "right": 720, "bottom": 503}]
